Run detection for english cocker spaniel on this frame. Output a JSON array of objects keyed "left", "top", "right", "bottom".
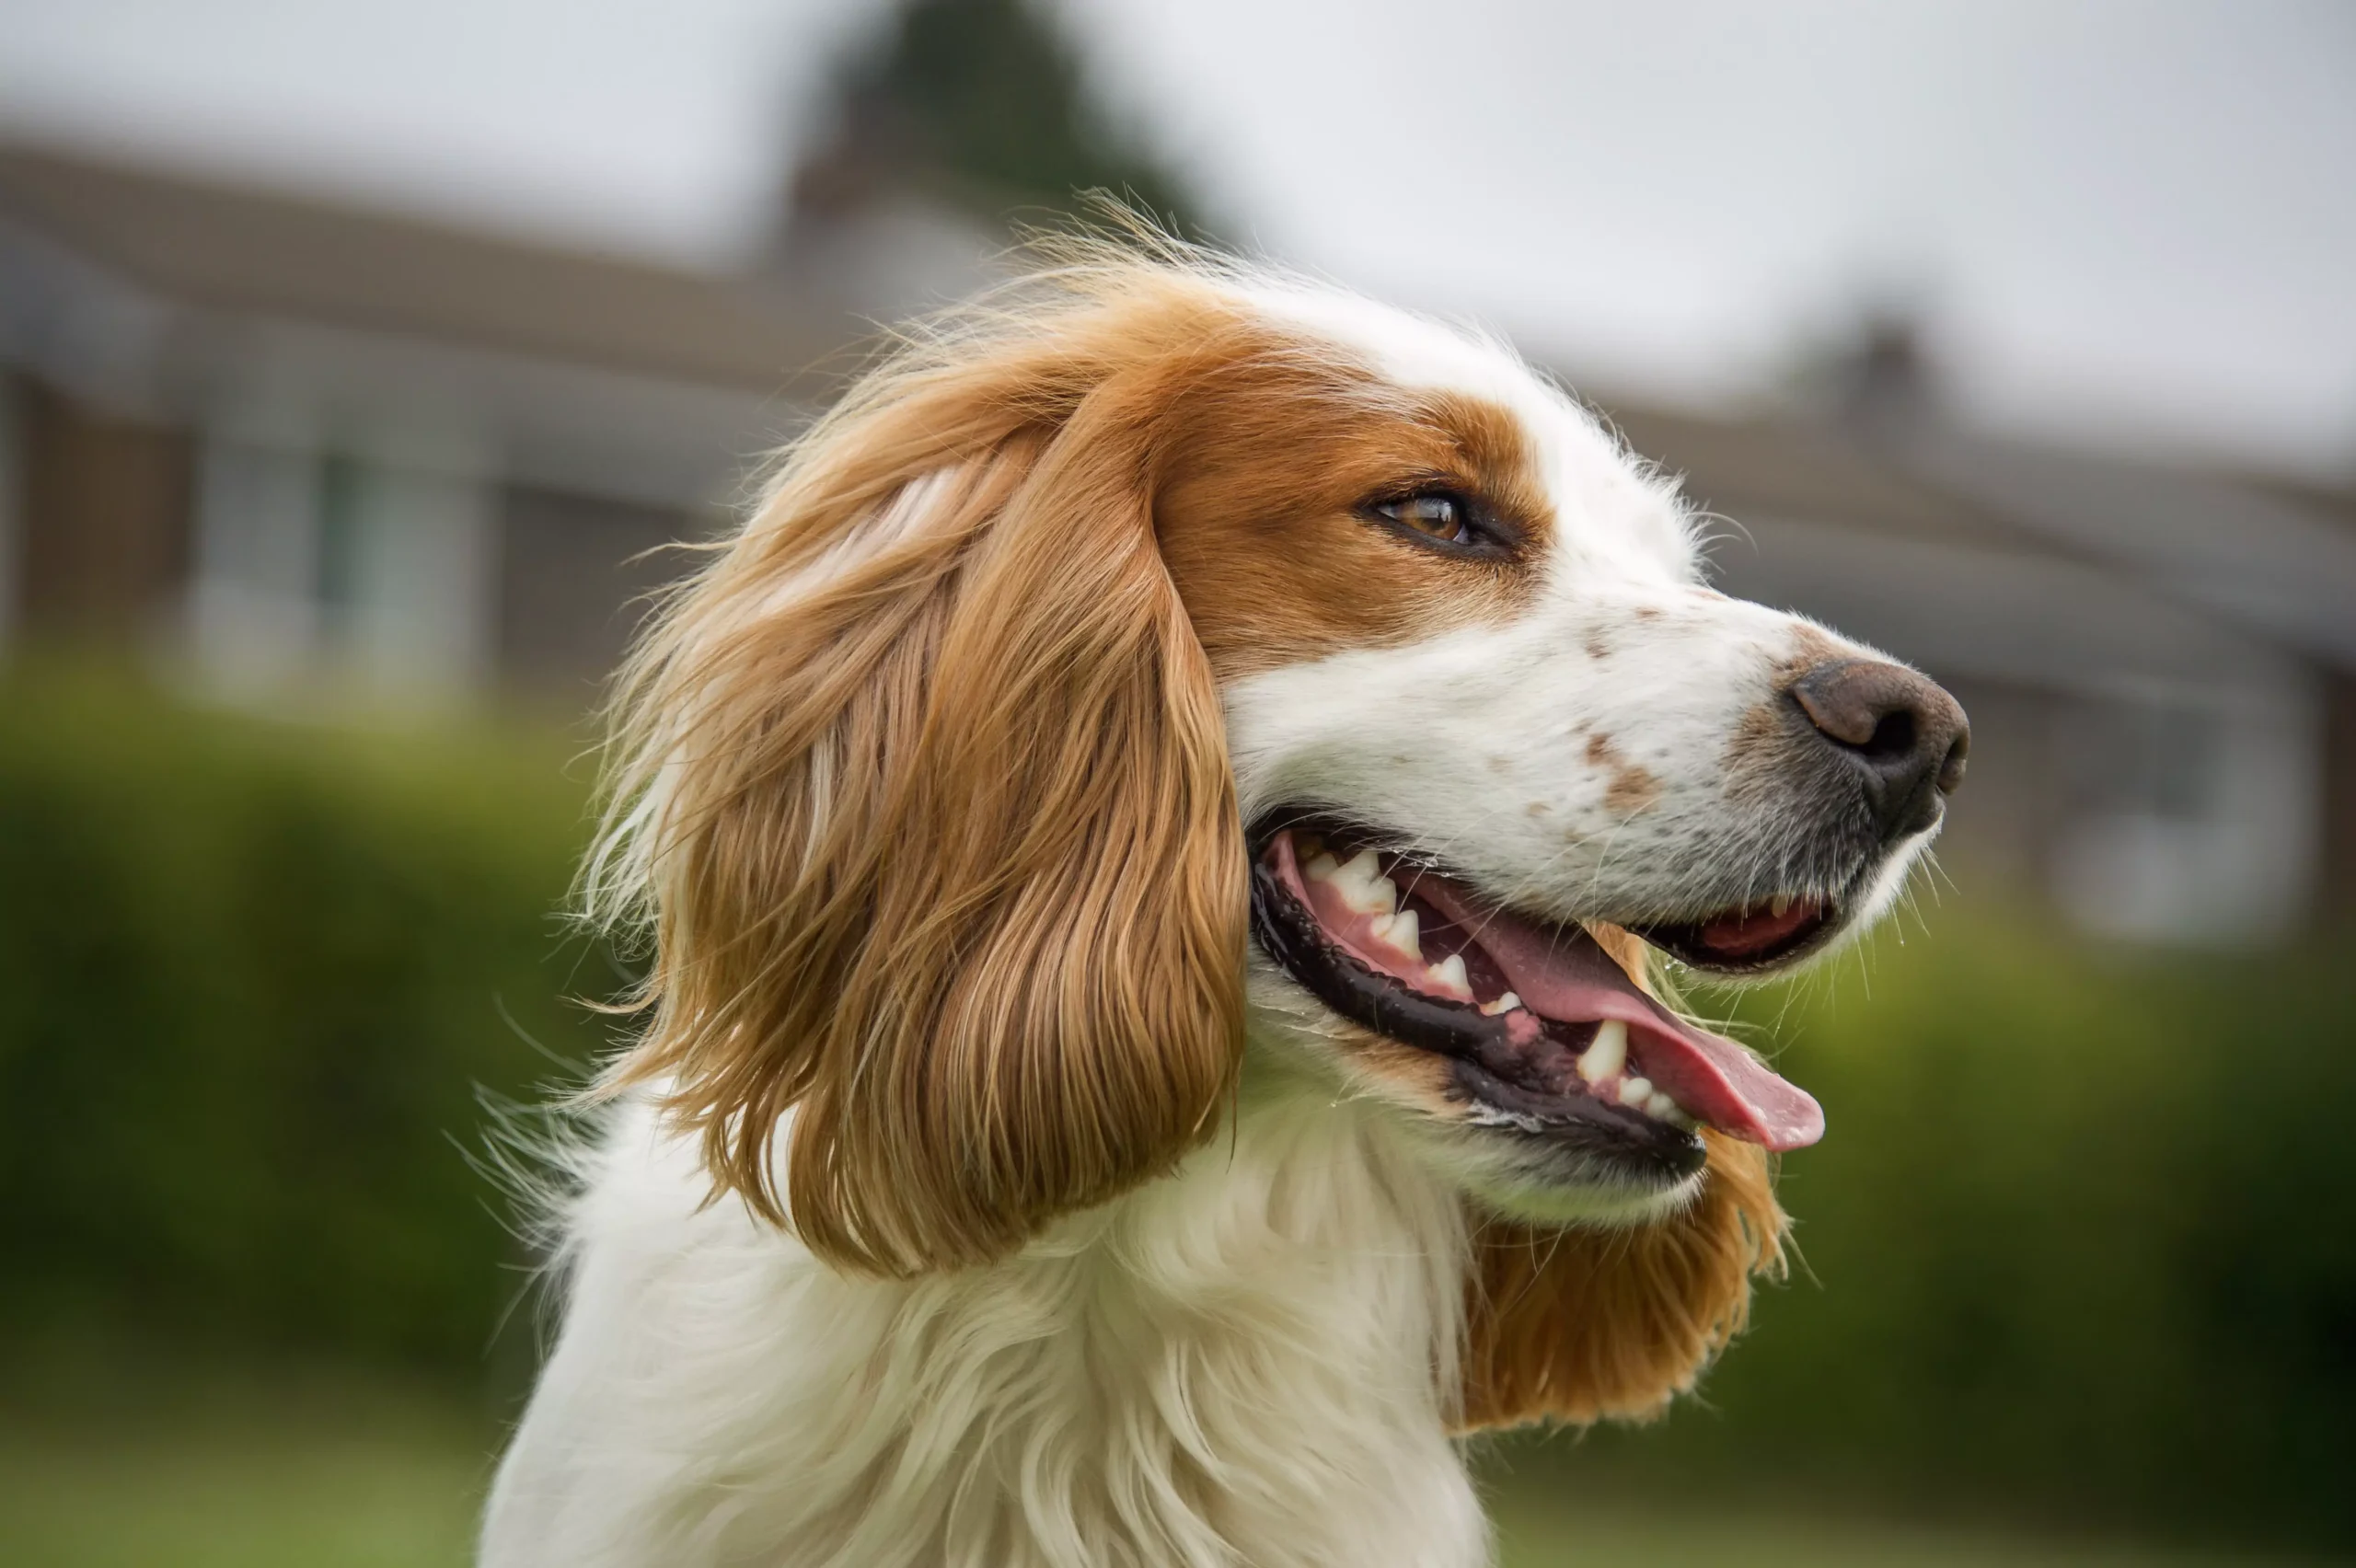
[{"left": 483, "top": 245, "right": 1967, "bottom": 1568}]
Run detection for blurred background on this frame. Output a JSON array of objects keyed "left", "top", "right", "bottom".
[{"left": 0, "top": 1, "right": 2351, "bottom": 1563}]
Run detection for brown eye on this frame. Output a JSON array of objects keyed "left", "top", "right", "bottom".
[{"left": 1377, "top": 493, "right": 1470, "bottom": 543}]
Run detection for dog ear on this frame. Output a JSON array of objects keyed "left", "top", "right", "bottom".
[
  {"left": 596, "top": 334, "right": 1246, "bottom": 1277},
  {"left": 1455, "top": 1135, "right": 1786, "bottom": 1431}
]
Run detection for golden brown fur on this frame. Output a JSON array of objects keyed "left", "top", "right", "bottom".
[
  {"left": 1458, "top": 1136, "right": 1784, "bottom": 1430},
  {"left": 595, "top": 276, "right": 1256, "bottom": 1276}
]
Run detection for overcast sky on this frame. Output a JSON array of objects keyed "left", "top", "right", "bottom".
[{"left": 3, "top": 0, "right": 2351, "bottom": 477}]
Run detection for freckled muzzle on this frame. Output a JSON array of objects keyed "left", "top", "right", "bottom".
[
  {"left": 1678, "top": 655, "right": 1969, "bottom": 951},
  {"left": 1246, "top": 814, "right": 1826, "bottom": 1182}
]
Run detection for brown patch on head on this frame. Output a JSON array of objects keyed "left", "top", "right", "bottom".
[
  {"left": 1633, "top": 605, "right": 1662, "bottom": 622},
  {"left": 1154, "top": 352, "right": 1557, "bottom": 678},
  {"left": 1587, "top": 732, "right": 1663, "bottom": 817},
  {"left": 1456, "top": 1135, "right": 1786, "bottom": 1431},
  {"left": 1583, "top": 629, "right": 1612, "bottom": 660}
]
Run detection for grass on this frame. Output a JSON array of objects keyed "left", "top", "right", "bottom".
[
  {"left": 2, "top": 1380, "right": 2339, "bottom": 1568},
  {"left": 1490, "top": 1482, "right": 2342, "bottom": 1568},
  {"left": 0, "top": 1378, "right": 492, "bottom": 1568}
]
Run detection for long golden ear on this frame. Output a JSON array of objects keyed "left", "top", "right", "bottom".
[
  {"left": 1456, "top": 1135, "right": 1786, "bottom": 1432},
  {"left": 596, "top": 346, "right": 1246, "bottom": 1276}
]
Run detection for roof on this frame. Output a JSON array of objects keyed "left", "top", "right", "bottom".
[
  {"left": 1606, "top": 396, "right": 2356, "bottom": 679},
  {"left": 1605, "top": 402, "right": 2054, "bottom": 556},
  {"left": 0, "top": 141, "right": 837, "bottom": 393}
]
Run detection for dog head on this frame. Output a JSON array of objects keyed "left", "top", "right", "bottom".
[{"left": 594, "top": 249, "right": 1965, "bottom": 1419}]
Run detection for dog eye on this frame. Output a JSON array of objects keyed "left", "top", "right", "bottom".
[{"left": 1375, "top": 493, "right": 1472, "bottom": 545}]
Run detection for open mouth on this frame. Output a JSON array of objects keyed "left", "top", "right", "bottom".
[
  {"left": 1634, "top": 894, "right": 1837, "bottom": 973},
  {"left": 1247, "top": 815, "right": 1827, "bottom": 1176}
]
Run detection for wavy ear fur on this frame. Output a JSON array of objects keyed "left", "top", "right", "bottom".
[
  {"left": 595, "top": 277, "right": 1246, "bottom": 1276},
  {"left": 1457, "top": 1136, "right": 1786, "bottom": 1431}
]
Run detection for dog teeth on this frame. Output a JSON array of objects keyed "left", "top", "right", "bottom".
[
  {"left": 1769, "top": 894, "right": 1793, "bottom": 917},
  {"left": 1369, "top": 908, "right": 1422, "bottom": 962},
  {"left": 1320, "top": 849, "right": 1397, "bottom": 916},
  {"left": 1294, "top": 834, "right": 1707, "bottom": 1140},
  {"left": 1576, "top": 1019, "right": 1627, "bottom": 1084},
  {"left": 1425, "top": 952, "right": 1472, "bottom": 999}
]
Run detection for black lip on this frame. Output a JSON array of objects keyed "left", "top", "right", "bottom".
[{"left": 1245, "top": 813, "right": 1706, "bottom": 1183}]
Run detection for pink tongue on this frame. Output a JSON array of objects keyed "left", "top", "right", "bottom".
[{"left": 1411, "top": 879, "right": 1825, "bottom": 1151}]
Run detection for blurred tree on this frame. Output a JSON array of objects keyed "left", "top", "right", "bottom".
[{"left": 807, "top": 0, "right": 1198, "bottom": 233}]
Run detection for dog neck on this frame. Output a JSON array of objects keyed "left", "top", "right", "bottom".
[{"left": 493, "top": 1075, "right": 1494, "bottom": 1568}]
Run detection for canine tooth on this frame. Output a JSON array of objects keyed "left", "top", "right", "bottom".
[
  {"left": 1305, "top": 852, "right": 1342, "bottom": 882},
  {"left": 1770, "top": 894, "right": 1793, "bottom": 917},
  {"left": 1479, "top": 990, "right": 1522, "bottom": 1017},
  {"left": 1372, "top": 908, "right": 1422, "bottom": 961},
  {"left": 1577, "top": 1019, "right": 1627, "bottom": 1084},
  {"left": 1618, "top": 1076, "right": 1654, "bottom": 1107},
  {"left": 1426, "top": 953, "right": 1472, "bottom": 999}
]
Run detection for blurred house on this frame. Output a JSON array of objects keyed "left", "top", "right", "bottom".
[
  {"left": 0, "top": 0, "right": 1180, "bottom": 712},
  {"left": 0, "top": 136, "right": 982, "bottom": 710},
  {"left": 0, "top": 2, "right": 2350, "bottom": 945},
  {"left": 1611, "top": 353, "right": 2356, "bottom": 943}
]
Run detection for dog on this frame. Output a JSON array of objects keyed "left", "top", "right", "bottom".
[{"left": 480, "top": 244, "right": 1968, "bottom": 1568}]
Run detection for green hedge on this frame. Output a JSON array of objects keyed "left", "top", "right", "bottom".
[
  {"left": 0, "top": 673, "right": 2346, "bottom": 1543},
  {"left": 0, "top": 671, "right": 602, "bottom": 1372},
  {"left": 1543, "top": 916, "right": 2356, "bottom": 1547}
]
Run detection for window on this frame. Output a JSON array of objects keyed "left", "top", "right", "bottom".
[
  {"left": 2050, "top": 686, "right": 2320, "bottom": 943},
  {"left": 189, "top": 430, "right": 492, "bottom": 701}
]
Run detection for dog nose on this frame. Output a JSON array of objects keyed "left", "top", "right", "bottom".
[{"left": 1788, "top": 660, "right": 1969, "bottom": 842}]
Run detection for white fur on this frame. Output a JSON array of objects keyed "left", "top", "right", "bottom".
[
  {"left": 481, "top": 1066, "right": 1487, "bottom": 1568},
  {"left": 1228, "top": 282, "right": 1919, "bottom": 927},
  {"left": 483, "top": 279, "right": 1940, "bottom": 1568}
]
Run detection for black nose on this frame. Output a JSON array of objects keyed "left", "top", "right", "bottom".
[{"left": 1788, "top": 660, "right": 1969, "bottom": 842}]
